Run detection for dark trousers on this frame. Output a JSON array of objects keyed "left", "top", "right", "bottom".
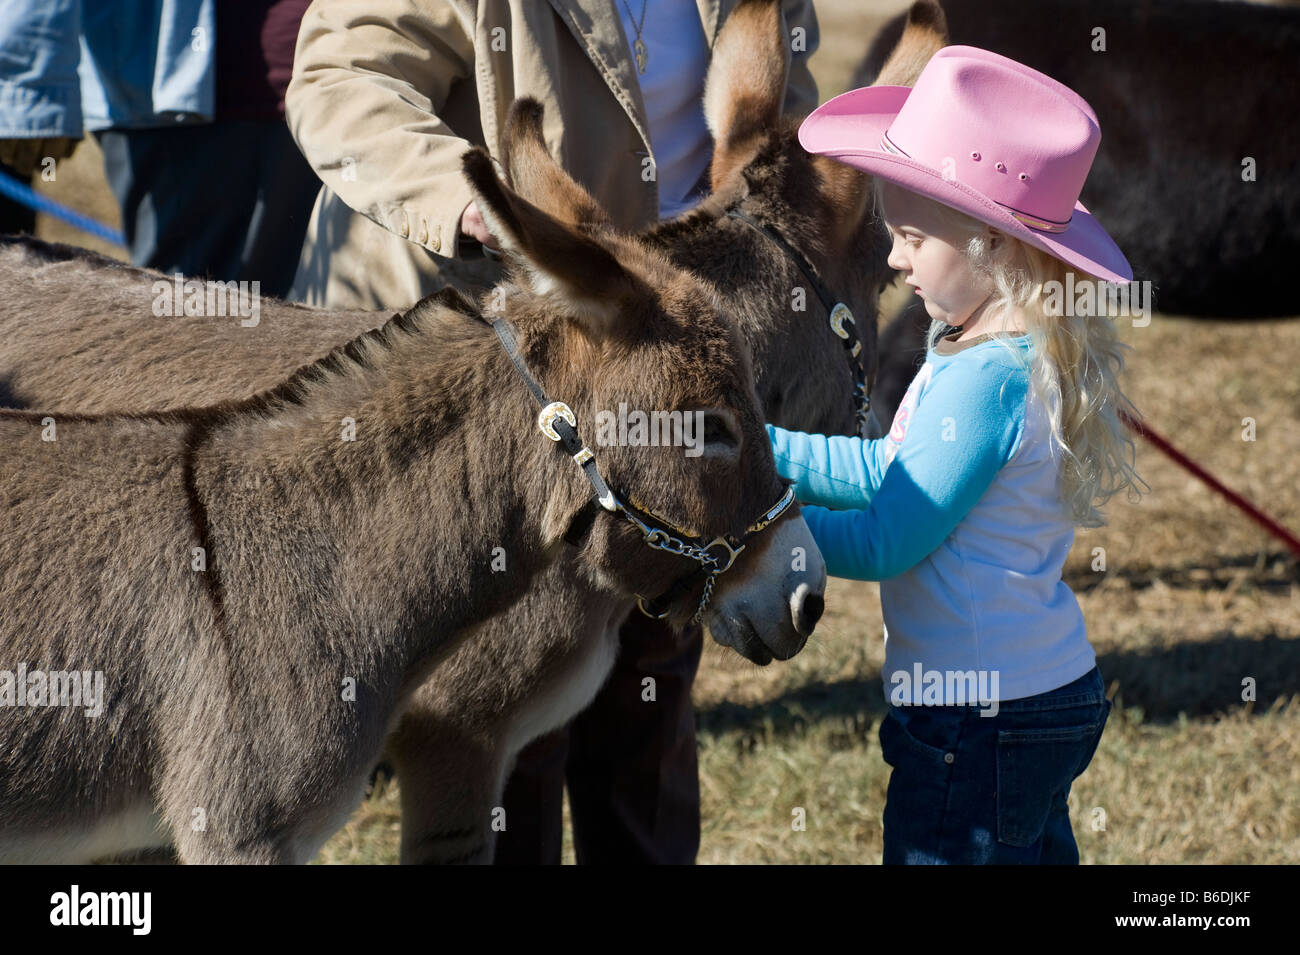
[
  {"left": 97, "top": 119, "right": 320, "bottom": 298},
  {"left": 493, "top": 613, "right": 705, "bottom": 865},
  {"left": 0, "top": 161, "right": 36, "bottom": 235}
]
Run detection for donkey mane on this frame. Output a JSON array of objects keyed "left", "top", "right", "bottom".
[
  {"left": 1, "top": 233, "right": 130, "bottom": 271},
  {"left": 0, "top": 234, "right": 344, "bottom": 317}
]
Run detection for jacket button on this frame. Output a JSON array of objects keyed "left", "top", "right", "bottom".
[{"left": 943, "top": 752, "right": 954, "bottom": 764}]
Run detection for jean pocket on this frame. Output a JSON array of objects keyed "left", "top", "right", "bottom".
[
  {"left": 995, "top": 717, "right": 1104, "bottom": 848},
  {"left": 879, "top": 707, "right": 959, "bottom": 770}
]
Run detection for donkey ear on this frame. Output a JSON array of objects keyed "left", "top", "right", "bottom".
[
  {"left": 812, "top": 1, "right": 948, "bottom": 244},
  {"left": 500, "top": 98, "right": 609, "bottom": 227},
  {"left": 702, "top": 0, "right": 789, "bottom": 193},
  {"left": 461, "top": 148, "right": 637, "bottom": 339},
  {"left": 872, "top": 0, "right": 948, "bottom": 88}
]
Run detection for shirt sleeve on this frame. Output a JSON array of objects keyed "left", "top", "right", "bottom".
[
  {"left": 794, "top": 352, "right": 1030, "bottom": 581},
  {"left": 285, "top": 0, "right": 478, "bottom": 258},
  {"left": 766, "top": 423, "right": 891, "bottom": 510}
]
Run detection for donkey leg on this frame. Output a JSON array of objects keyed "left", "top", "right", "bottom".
[
  {"left": 162, "top": 755, "right": 372, "bottom": 865},
  {"left": 389, "top": 555, "right": 629, "bottom": 864},
  {"left": 565, "top": 615, "right": 706, "bottom": 864},
  {"left": 170, "top": 818, "right": 298, "bottom": 865},
  {"left": 388, "top": 715, "right": 504, "bottom": 865}
]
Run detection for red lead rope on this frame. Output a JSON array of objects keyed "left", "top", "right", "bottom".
[{"left": 1119, "top": 409, "right": 1300, "bottom": 561}]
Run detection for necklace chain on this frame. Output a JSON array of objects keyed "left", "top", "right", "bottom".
[{"left": 619, "top": 0, "right": 650, "bottom": 73}]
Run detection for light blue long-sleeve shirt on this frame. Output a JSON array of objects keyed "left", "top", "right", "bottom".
[{"left": 768, "top": 330, "right": 1095, "bottom": 702}]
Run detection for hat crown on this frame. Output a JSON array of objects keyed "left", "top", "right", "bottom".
[{"left": 885, "top": 46, "right": 1101, "bottom": 226}]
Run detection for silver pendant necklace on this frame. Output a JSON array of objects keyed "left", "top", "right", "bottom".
[{"left": 620, "top": 0, "right": 649, "bottom": 73}]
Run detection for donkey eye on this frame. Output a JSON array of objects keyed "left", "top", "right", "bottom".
[{"left": 702, "top": 411, "right": 740, "bottom": 450}]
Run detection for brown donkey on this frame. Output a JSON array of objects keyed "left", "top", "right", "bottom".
[
  {"left": 0, "top": 0, "right": 945, "bottom": 862},
  {"left": 0, "top": 150, "right": 826, "bottom": 864},
  {"left": 389, "top": 0, "right": 942, "bottom": 864}
]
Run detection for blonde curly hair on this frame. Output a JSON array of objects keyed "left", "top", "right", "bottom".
[{"left": 874, "top": 180, "right": 1150, "bottom": 527}]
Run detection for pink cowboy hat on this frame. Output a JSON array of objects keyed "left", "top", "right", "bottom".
[{"left": 799, "top": 45, "right": 1132, "bottom": 283}]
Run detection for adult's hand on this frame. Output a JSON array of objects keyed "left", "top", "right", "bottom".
[
  {"left": 459, "top": 200, "right": 500, "bottom": 250},
  {"left": 0, "top": 137, "right": 78, "bottom": 177}
]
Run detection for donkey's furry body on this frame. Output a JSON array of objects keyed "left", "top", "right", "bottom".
[{"left": 0, "top": 146, "right": 823, "bottom": 863}]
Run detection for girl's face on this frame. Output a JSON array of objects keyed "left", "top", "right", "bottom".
[{"left": 877, "top": 181, "right": 999, "bottom": 328}]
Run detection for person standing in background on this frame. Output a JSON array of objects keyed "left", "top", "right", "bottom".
[
  {"left": 84, "top": 0, "right": 319, "bottom": 297},
  {"left": 285, "top": 0, "right": 819, "bottom": 863},
  {"left": 0, "top": 0, "right": 82, "bottom": 235}
]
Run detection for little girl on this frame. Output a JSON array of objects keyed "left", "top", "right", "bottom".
[{"left": 769, "top": 46, "right": 1148, "bottom": 864}]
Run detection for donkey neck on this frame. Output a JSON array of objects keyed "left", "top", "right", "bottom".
[
  {"left": 644, "top": 163, "right": 863, "bottom": 437},
  {"left": 189, "top": 297, "right": 599, "bottom": 669}
]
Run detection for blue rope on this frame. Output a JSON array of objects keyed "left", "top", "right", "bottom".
[{"left": 0, "top": 167, "right": 125, "bottom": 246}]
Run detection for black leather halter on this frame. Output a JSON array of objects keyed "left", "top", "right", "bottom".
[
  {"left": 488, "top": 315, "right": 796, "bottom": 624},
  {"left": 726, "top": 207, "right": 877, "bottom": 436}
]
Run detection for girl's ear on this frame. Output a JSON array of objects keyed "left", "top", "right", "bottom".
[{"left": 986, "top": 227, "right": 1011, "bottom": 259}]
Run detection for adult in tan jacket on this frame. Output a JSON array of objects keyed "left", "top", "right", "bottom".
[
  {"left": 285, "top": 0, "right": 818, "bottom": 308},
  {"left": 285, "top": 0, "right": 820, "bottom": 864}
]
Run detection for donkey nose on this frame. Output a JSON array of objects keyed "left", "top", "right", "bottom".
[{"left": 792, "top": 587, "right": 824, "bottom": 638}]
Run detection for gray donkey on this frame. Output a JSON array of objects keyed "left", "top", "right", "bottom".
[
  {"left": 0, "top": 0, "right": 945, "bottom": 862},
  {"left": 0, "top": 145, "right": 826, "bottom": 864}
]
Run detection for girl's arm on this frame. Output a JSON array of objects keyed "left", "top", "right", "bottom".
[
  {"left": 766, "top": 424, "right": 892, "bottom": 510},
  {"left": 800, "top": 353, "right": 1030, "bottom": 581}
]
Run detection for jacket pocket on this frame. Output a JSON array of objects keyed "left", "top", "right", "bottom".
[{"left": 995, "top": 708, "right": 1108, "bottom": 848}]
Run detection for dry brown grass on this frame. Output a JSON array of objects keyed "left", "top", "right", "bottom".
[{"left": 32, "top": 135, "right": 122, "bottom": 259}]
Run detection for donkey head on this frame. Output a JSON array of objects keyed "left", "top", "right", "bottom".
[
  {"left": 461, "top": 150, "right": 825, "bottom": 664},
  {"left": 497, "top": 1, "right": 947, "bottom": 440},
  {"left": 689, "top": 0, "right": 948, "bottom": 436}
]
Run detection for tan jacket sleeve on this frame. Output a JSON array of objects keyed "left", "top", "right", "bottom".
[
  {"left": 780, "top": 0, "right": 820, "bottom": 116},
  {"left": 285, "top": 0, "right": 479, "bottom": 257}
]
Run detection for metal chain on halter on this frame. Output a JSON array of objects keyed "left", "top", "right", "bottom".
[
  {"left": 829, "top": 302, "right": 876, "bottom": 436},
  {"left": 487, "top": 313, "right": 796, "bottom": 625},
  {"left": 619, "top": 509, "right": 732, "bottom": 624},
  {"left": 623, "top": 479, "right": 794, "bottom": 623}
]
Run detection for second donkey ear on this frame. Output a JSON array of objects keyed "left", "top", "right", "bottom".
[
  {"left": 500, "top": 98, "right": 609, "bottom": 228},
  {"left": 813, "top": 0, "right": 950, "bottom": 247},
  {"left": 461, "top": 148, "right": 639, "bottom": 340},
  {"left": 702, "top": 0, "right": 789, "bottom": 193}
]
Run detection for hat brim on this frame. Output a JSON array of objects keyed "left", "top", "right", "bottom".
[{"left": 799, "top": 86, "right": 1134, "bottom": 284}]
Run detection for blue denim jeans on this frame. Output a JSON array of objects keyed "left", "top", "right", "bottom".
[{"left": 879, "top": 665, "right": 1111, "bottom": 864}]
